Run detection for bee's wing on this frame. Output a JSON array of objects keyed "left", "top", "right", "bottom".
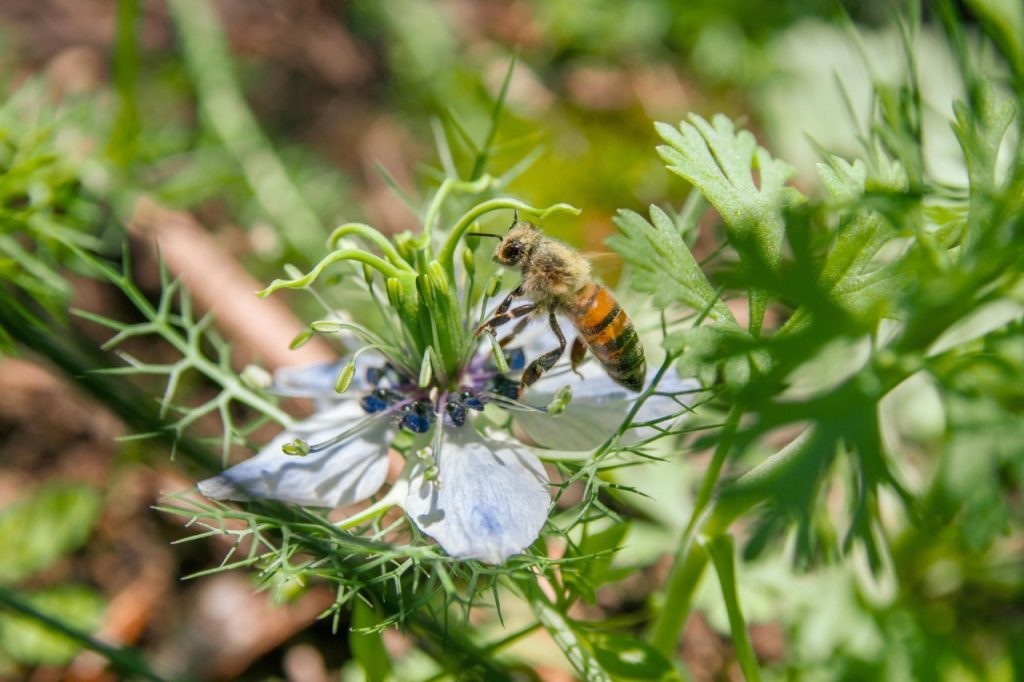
[{"left": 579, "top": 251, "right": 622, "bottom": 281}]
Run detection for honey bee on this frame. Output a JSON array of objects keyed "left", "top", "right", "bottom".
[{"left": 476, "top": 220, "right": 646, "bottom": 393}]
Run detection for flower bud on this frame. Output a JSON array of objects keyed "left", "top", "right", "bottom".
[
  {"left": 484, "top": 273, "right": 502, "bottom": 299},
  {"left": 546, "top": 385, "right": 573, "bottom": 416},
  {"left": 240, "top": 364, "right": 272, "bottom": 389},
  {"left": 282, "top": 438, "right": 310, "bottom": 456}
]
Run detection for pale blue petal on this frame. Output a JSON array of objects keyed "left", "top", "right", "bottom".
[
  {"left": 515, "top": 365, "right": 700, "bottom": 451},
  {"left": 198, "top": 401, "right": 392, "bottom": 508},
  {"left": 405, "top": 429, "right": 549, "bottom": 564}
]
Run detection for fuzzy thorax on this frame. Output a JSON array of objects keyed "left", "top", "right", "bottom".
[{"left": 494, "top": 221, "right": 592, "bottom": 309}]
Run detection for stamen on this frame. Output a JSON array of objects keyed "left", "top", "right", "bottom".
[
  {"left": 479, "top": 391, "right": 546, "bottom": 413},
  {"left": 446, "top": 398, "right": 467, "bottom": 426},
  {"left": 460, "top": 389, "right": 484, "bottom": 411},
  {"left": 400, "top": 399, "right": 433, "bottom": 433},
  {"left": 308, "top": 410, "right": 394, "bottom": 453}
]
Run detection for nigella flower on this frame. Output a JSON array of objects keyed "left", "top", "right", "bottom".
[
  {"left": 195, "top": 196, "right": 696, "bottom": 564},
  {"left": 198, "top": 344, "right": 696, "bottom": 563}
]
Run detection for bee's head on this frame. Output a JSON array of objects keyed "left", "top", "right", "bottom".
[{"left": 493, "top": 221, "right": 540, "bottom": 268}]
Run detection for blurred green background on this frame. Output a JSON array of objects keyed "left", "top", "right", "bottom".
[{"left": 1, "top": 1, "right": 1021, "bottom": 680}]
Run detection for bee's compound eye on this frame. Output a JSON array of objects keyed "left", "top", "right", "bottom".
[{"left": 502, "top": 241, "right": 522, "bottom": 261}]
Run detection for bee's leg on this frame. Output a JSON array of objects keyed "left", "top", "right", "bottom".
[
  {"left": 570, "top": 336, "right": 587, "bottom": 377},
  {"left": 477, "top": 303, "right": 536, "bottom": 337},
  {"left": 474, "top": 285, "right": 525, "bottom": 335},
  {"left": 498, "top": 316, "right": 531, "bottom": 348},
  {"left": 521, "top": 312, "right": 567, "bottom": 390}
]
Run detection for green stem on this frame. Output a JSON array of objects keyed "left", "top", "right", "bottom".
[
  {"left": 422, "top": 176, "right": 494, "bottom": 242},
  {"left": 260, "top": 249, "right": 409, "bottom": 296},
  {"left": 107, "top": 0, "right": 140, "bottom": 167},
  {"left": 706, "top": 535, "right": 762, "bottom": 681},
  {"left": 0, "top": 582, "right": 169, "bottom": 681},
  {"left": 327, "top": 223, "right": 410, "bottom": 269},
  {"left": 437, "top": 199, "right": 580, "bottom": 279},
  {"left": 515, "top": 578, "right": 611, "bottom": 682},
  {"left": 470, "top": 54, "right": 517, "bottom": 180},
  {"left": 648, "top": 420, "right": 807, "bottom": 656},
  {"left": 684, "top": 405, "right": 743, "bottom": 537},
  {"left": 163, "top": 333, "right": 294, "bottom": 429},
  {"left": 648, "top": 539, "right": 709, "bottom": 656},
  {"left": 165, "top": 0, "right": 325, "bottom": 260}
]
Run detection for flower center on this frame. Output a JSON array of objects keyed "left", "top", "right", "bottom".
[{"left": 357, "top": 352, "right": 533, "bottom": 433}]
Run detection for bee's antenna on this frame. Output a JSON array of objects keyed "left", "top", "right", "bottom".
[
  {"left": 512, "top": 210, "right": 519, "bottom": 224},
  {"left": 468, "top": 232, "right": 504, "bottom": 239}
]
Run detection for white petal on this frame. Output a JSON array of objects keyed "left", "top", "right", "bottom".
[
  {"left": 272, "top": 350, "right": 387, "bottom": 399},
  {"left": 405, "top": 428, "right": 549, "bottom": 564},
  {"left": 197, "top": 401, "right": 392, "bottom": 507},
  {"left": 515, "top": 365, "right": 701, "bottom": 451}
]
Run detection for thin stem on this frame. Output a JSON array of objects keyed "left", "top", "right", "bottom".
[
  {"left": 165, "top": 0, "right": 325, "bottom": 260},
  {"left": 647, "top": 538, "right": 709, "bottom": 656},
  {"left": 437, "top": 199, "right": 581, "bottom": 278},
  {"left": 0, "top": 585, "right": 169, "bottom": 682},
  {"left": 155, "top": 322, "right": 294, "bottom": 428},
  {"left": 684, "top": 405, "right": 743, "bottom": 538},
  {"left": 260, "top": 249, "right": 409, "bottom": 296},
  {"left": 514, "top": 577, "right": 611, "bottom": 682},
  {"left": 706, "top": 535, "right": 762, "bottom": 681},
  {"left": 327, "top": 223, "right": 410, "bottom": 269}
]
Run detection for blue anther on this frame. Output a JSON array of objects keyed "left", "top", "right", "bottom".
[
  {"left": 460, "top": 389, "right": 485, "bottom": 411},
  {"left": 505, "top": 347, "right": 526, "bottom": 370},
  {"left": 401, "top": 413, "right": 431, "bottom": 433},
  {"left": 360, "top": 393, "right": 388, "bottom": 413},
  {"left": 446, "top": 400, "right": 467, "bottom": 427},
  {"left": 366, "top": 366, "right": 383, "bottom": 385}
]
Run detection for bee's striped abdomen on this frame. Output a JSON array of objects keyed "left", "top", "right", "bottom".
[{"left": 569, "top": 284, "right": 646, "bottom": 391}]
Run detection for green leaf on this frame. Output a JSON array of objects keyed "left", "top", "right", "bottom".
[
  {"left": 587, "top": 632, "right": 677, "bottom": 681},
  {"left": 0, "top": 586, "right": 105, "bottom": 666},
  {"left": 350, "top": 600, "right": 392, "bottom": 682},
  {"left": 951, "top": 80, "right": 1017, "bottom": 250},
  {"left": 655, "top": 114, "right": 803, "bottom": 269},
  {"left": 965, "top": 0, "right": 1024, "bottom": 78},
  {"left": 608, "top": 205, "right": 736, "bottom": 325},
  {"left": 666, "top": 324, "right": 756, "bottom": 391},
  {"left": 0, "top": 484, "right": 102, "bottom": 584}
]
